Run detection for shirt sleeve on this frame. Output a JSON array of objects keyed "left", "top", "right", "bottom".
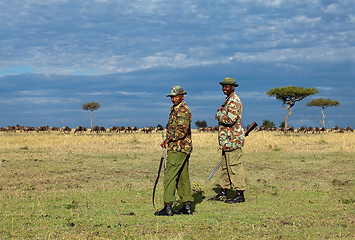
[{"left": 216, "top": 100, "right": 240, "bottom": 125}]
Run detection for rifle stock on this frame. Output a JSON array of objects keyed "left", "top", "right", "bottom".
[{"left": 244, "top": 121, "right": 258, "bottom": 137}]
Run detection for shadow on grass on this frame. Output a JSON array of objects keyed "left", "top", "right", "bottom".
[
  {"left": 211, "top": 184, "right": 234, "bottom": 200},
  {"left": 191, "top": 190, "right": 205, "bottom": 212}
]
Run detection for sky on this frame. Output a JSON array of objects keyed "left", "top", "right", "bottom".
[{"left": 1, "top": 0, "right": 354, "bottom": 129}]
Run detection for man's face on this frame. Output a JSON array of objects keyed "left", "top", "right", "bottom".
[
  {"left": 222, "top": 84, "right": 234, "bottom": 96},
  {"left": 171, "top": 95, "right": 184, "bottom": 106}
]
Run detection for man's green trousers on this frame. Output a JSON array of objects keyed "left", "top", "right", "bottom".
[{"left": 163, "top": 151, "right": 194, "bottom": 204}]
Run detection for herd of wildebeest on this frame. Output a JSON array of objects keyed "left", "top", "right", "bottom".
[
  {"left": 0, "top": 125, "right": 163, "bottom": 134},
  {"left": 198, "top": 125, "right": 353, "bottom": 133},
  {"left": 0, "top": 124, "right": 353, "bottom": 134}
]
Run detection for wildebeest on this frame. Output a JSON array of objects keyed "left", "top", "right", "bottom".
[
  {"left": 37, "top": 126, "right": 49, "bottom": 132},
  {"left": 91, "top": 126, "right": 106, "bottom": 133},
  {"left": 24, "top": 126, "right": 36, "bottom": 132},
  {"left": 156, "top": 125, "right": 164, "bottom": 132},
  {"left": 343, "top": 126, "right": 353, "bottom": 132},
  {"left": 5, "top": 126, "right": 16, "bottom": 132},
  {"left": 125, "top": 126, "right": 132, "bottom": 133},
  {"left": 74, "top": 126, "right": 87, "bottom": 133},
  {"left": 108, "top": 126, "right": 119, "bottom": 133},
  {"left": 141, "top": 126, "right": 155, "bottom": 133},
  {"left": 118, "top": 126, "right": 126, "bottom": 133},
  {"left": 197, "top": 126, "right": 218, "bottom": 132},
  {"left": 49, "top": 127, "right": 61, "bottom": 131},
  {"left": 16, "top": 125, "right": 25, "bottom": 132},
  {"left": 61, "top": 126, "right": 72, "bottom": 133},
  {"left": 197, "top": 127, "right": 207, "bottom": 132}
]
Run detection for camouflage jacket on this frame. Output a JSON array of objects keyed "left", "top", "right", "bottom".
[
  {"left": 166, "top": 100, "right": 192, "bottom": 153},
  {"left": 215, "top": 92, "right": 245, "bottom": 151}
]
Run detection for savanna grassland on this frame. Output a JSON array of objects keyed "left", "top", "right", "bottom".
[{"left": 0, "top": 130, "right": 354, "bottom": 239}]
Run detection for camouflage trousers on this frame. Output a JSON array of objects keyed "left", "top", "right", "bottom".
[
  {"left": 220, "top": 149, "right": 246, "bottom": 191},
  {"left": 163, "top": 151, "right": 194, "bottom": 204}
]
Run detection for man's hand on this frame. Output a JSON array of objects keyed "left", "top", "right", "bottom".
[{"left": 160, "top": 138, "right": 169, "bottom": 148}]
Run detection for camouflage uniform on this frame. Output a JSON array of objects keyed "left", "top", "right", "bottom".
[
  {"left": 163, "top": 89, "right": 194, "bottom": 205},
  {"left": 216, "top": 91, "right": 246, "bottom": 191},
  {"left": 166, "top": 100, "right": 193, "bottom": 153}
]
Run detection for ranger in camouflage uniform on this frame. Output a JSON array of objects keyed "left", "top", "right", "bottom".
[
  {"left": 212, "top": 77, "right": 246, "bottom": 204},
  {"left": 155, "top": 86, "right": 194, "bottom": 216}
]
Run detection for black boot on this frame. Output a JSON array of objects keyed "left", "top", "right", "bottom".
[
  {"left": 174, "top": 204, "right": 192, "bottom": 215},
  {"left": 209, "top": 188, "right": 227, "bottom": 201},
  {"left": 154, "top": 204, "right": 173, "bottom": 216},
  {"left": 225, "top": 190, "right": 245, "bottom": 204}
]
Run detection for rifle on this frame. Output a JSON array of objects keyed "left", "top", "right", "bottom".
[
  {"left": 207, "top": 121, "right": 258, "bottom": 180},
  {"left": 152, "top": 131, "right": 167, "bottom": 210},
  {"left": 162, "top": 131, "right": 167, "bottom": 171}
]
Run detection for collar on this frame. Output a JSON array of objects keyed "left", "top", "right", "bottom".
[
  {"left": 225, "top": 92, "right": 235, "bottom": 100},
  {"left": 171, "top": 100, "right": 185, "bottom": 110},
  {"left": 222, "top": 92, "right": 235, "bottom": 107}
]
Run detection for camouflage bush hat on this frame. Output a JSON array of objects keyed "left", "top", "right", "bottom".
[
  {"left": 219, "top": 77, "right": 239, "bottom": 87},
  {"left": 167, "top": 86, "right": 187, "bottom": 97}
]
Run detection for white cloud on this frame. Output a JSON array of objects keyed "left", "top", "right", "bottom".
[
  {"left": 115, "top": 91, "right": 153, "bottom": 96},
  {"left": 324, "top": 3, "right": 343, "bottom": 14},
  {"left": 316, "top": 86, "right": 336, "bottom": 92},
  {"left": 1, "top": 0, "right": 353, "bottom": 76},
  {"left": 76, "top": 92, "right": 112, "bottom": 96},
  {"left": 16, "top": 90, "right": 50, "bottom": 96},
  {"left": 1, "top": 97, "right": 80, "bottom": 105},
  {"left": 231, "top": 46, "right": 354, "bottom": 63},
  {"left": 239, "top": 91, "right": 271, "bottom": 101}
]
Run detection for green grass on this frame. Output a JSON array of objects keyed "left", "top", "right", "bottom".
[{"left": 0, "top": 131, "right": 354, "bottom": 239}]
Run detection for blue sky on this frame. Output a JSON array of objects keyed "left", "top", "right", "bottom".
[{"left": 0, "top": 0, "right": 354, "bottom": 129}]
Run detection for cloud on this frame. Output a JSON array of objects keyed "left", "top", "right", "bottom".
[
  {"left": 316, "top": 86, "right": 336, "bottom": 92},
  {"left": 16, "top": 90, "right": 50, "bottom": 96},
  {"left": 76, "top": 91, "right": 112, "bottom": 96},
  {"left": 1, "top": 0, "right": 352, "bottom": 76},
  {"left": 114, "top": 91, "right": 153, "bottom": 96},
  {"left": 1, "top": 97, "right": 80, "bottom": 105},
  {"left": 231, "top": 46, "right": 353, "bottom": 63},
  {"left": 0, "top": 0, "right": 354, "bottom": 128},
  {"left": 240, "top": 91, "right": 272, "bottom": 101},
  {"left": 323, "top": 3, "right": 343, "bottom": 14}
]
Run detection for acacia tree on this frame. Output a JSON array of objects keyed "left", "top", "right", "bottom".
[
  {"left": 82, "top": 102, "right": 101, "bottom": 129},
  {"left": 307, "top": 98, "right": 339, "bottom": 128},
  {"left": 267, "top": 86, "right": 318, "bottom": 129}
]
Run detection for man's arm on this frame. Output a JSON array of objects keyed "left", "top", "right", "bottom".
[{"left": 215, "top": 100, "right": 241, "bottom": 125}]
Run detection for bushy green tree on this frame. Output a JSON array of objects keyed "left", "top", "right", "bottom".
[
  {"left": 267, "top": 86, "right": 318, "bottom": 129},
  {"left": 307, "top": 98, "right": 339, "bottom": 128},
  {"left": 195, "top": 120, "right": 207, "bottom": 128},
  {"left": 262, "top": 119, "right": 275, "bottom": 128},
  {"left": 82, "top": 102, "right": 101, "bottom": 129}
]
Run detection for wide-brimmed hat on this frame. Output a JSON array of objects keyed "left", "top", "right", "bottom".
[
  {"left": 219, "top": 77, "right": 239, "bottom": 87},
  {"left": 166, "top": 86, "right": 187, "bottom": 97}
]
